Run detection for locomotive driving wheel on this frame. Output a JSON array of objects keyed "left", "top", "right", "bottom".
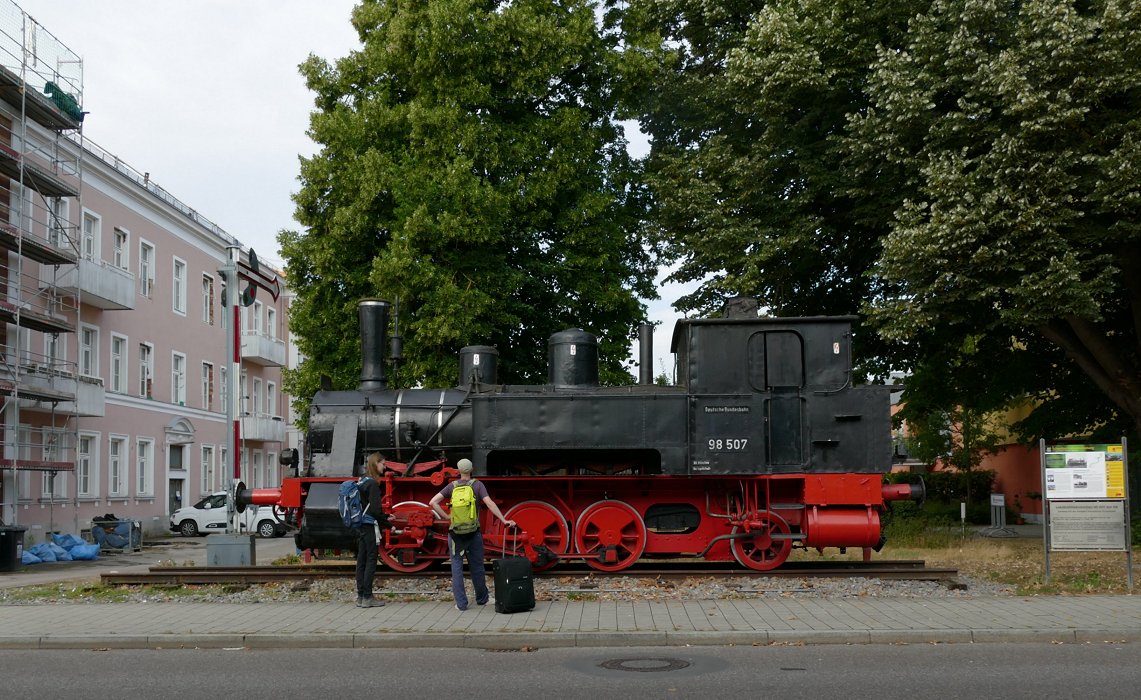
[
  {"left": 574, "top": 500, "right": 647, "bottom": 572},
  {"left": 730, "top": 512, "right": 792, "bottom": 571},
  {"left": 502, "top": 501, "right": 569, "bottom": 572},
  {"left": 377, "top": 501, "right": 447, "bottom": 573}
]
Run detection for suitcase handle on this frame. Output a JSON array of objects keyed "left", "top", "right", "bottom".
[{"left": 504, "top": 525, "right": 519, "bottom": 559}]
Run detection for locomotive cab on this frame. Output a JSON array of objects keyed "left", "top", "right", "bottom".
[{"left": 673, "top": 312, "right": 891, "bottom": 475}]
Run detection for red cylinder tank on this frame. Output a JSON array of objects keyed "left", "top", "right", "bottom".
[{"left": 802, "top": 506, "right": 881, "bottom": 548}]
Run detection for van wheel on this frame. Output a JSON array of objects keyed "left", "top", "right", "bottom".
[
  {"left": 257, "top": 520, "right": 277, "bottom": 538},
  {"left": 179, "top": 520, "right": 200, "bottom": 537}
]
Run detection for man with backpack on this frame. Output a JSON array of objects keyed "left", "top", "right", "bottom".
[
  {"left": 352, "top": 452, "right": 388, "bottom": 608},
  {"left": 428, "top": 458, "right": 515, "bottom": 611}
]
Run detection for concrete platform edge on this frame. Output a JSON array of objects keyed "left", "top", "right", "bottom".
[{"left": 6, "top": 628, "right": 1138, "bottom": 650}]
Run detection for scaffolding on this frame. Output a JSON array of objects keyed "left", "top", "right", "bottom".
[{"left": 0, "top": 0, "right": 84, "bottom": 531}]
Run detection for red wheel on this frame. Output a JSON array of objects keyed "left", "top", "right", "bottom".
[
  {"left": 503, "top": 500, "right": 569, "bottom": 572},
  {"left": 377, "top": 501, "right": 447, "bottom": 573},
  {"left": 573, "top": 500, "right": 646, "bottom": 572},
  {"left": 730, "top": 512, "right": 792, "bottom": 571}
]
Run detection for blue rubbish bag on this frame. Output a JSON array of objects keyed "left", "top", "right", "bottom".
[
  {"left": 46, "top": 542, "right": 72, "bottom": 561},
  {"left": 21, "top": 549, "right": 43, "bottom": 565},
  {"left": 68, "top": 543, "right": 100, "bottom": 561},
  {"left": 52, "top": 533, "right": 85, "bottom": 549},
  {"left": 28, "top": 543, "right": 57, "bottom": 562},
  {"left": 93, "top": 523, "right": 130, "bottom": 549}
]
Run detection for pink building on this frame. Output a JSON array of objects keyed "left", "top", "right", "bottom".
[{"left": 0, "top": 5, "right": 292, "bottom": 544}]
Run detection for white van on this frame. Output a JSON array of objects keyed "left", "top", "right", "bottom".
[{"left": 169, "top": 492, "right": 287, "bottom": 538}]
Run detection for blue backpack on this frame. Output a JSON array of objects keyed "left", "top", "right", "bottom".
[{"left": 338, "top": 476, "right": 376, "bottom": 529}]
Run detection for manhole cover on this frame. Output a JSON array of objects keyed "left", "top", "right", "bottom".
[{"left": 599, "top": 657, "right": 691, "bottom": 673}]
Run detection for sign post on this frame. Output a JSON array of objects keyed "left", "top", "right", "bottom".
[
  {"left": 220, "top": 246, "right": 240, "bottom": 532},
  {"left": 1041, "top": 438, "right": 1132, "bottom": 590},
  {"left": 204, "top": 246, "right": 281, "bottom": 566}
]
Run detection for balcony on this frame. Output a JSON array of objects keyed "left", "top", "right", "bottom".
[
  {"left": 240, "top": 330, "right": 285, "bottom": 367},
  {"left": 240, "top": 413, "right": 285, "bottom": 443},
  {"left": 0, "top": 222, "right": 78, "bottom": 266},
  {"left": 0, "top": 425, "right": 77, "bottom": 473},
  {"left": 40, "top": 257, "right": 135, "bottom": 310},
  {"left": 0, "top": 360, "right": 105, "bottom": 417}
]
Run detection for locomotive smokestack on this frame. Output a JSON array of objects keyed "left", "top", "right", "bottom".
[
  {"left": 639, "top": 323, "right": 653, "bottom": 385},
  {"left": 358, "top": 299, "right": 390, "bottom": 391}
]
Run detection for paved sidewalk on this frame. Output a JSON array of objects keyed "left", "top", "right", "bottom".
[
  {"left": 2, "top": 596, "right": 1140, "bottom": 650},
  {"left": 3, "top": 526, "right": 1140, "bottom": 650}
]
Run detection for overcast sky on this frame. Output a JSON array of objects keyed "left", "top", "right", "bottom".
[{"left": 18, "top": 0, "right": 689, "bottom": 373}]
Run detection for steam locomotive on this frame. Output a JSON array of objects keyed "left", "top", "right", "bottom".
[{"left": 239, "top": 298, "right": 922, "bottom": 572}]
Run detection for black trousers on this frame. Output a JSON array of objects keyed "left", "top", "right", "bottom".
[{"left": 355, "top": 528, "right": 378, "bottom": 598}]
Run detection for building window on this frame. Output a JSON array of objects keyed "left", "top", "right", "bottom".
[
  {"left": 202, "top": 274, "right": 214, "bottom": 324},
  {"left": 41, "top": 429, "right": 67, "bottom": 499},
  {"left": 81, "top": 210, "right": 99, "bottom": 261},
  {"left": 173, "top": 258, "right": 187, "bottom": 314},
  {"left": 220, "top": 366, "right": 228, "bottom": 413},
  {"left": 267, "top": 451, "right": 279, "bottom": 486},
  {"left": 250, "top": 300, "right": 263, "bottom": 334},
  {"left": 201, "top": 445, "right": 215, "bottom": 494},
  {"left": 267, "top": 381, "right": 276, "bottom": 418},
  {"left": 172, "top": 351, "right": 186, "bottom": 405},
  {"left": 80, "top": 326, "right": 98, "bottom": 377},
  {"left": 201, "top": 361, "right": 214, "bottom": 410},
  {"left": 139, "top": 343, "right": 153, "bottom": 397},
  {"left": 44, "top": 333, "right": 66, "bottom": 373},
  {"left": 48, "top": 198, "right": 69, "bottom": 247},
  {"left": 139, "top": 241, "right": 154, "bottom": 297},
  {"left": 77, "top": 434, "right": 96, "bottom": 498},
  {"left": 109, "top": 436, "right": 127, "bottom": 497},
  {"left": 252, "top": 377, "right": 262, "bottom": 417},
  {"left": 137, "top": 438, "right": 154, "bottom": 496},
  {"left": 110, "top": 335, "right": 127, "bottom": 393},
  {"left": 221, "top": 281, "right": 229, "bottom": 330},
  {"left": 266, "top": 307, "right": 276, "bottom": 340},
  {"left": 252, "top": 451, "right": 263, "bottom": 488},
  {"left": 42, "top": 471, "right": 63, "bottom": 499},
  {"left": 113, "top": 227, "right": 129, "bottom": 270}
]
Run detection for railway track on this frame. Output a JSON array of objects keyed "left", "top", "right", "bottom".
[{"left": 101, "top": 559, "right": 958, "bottom": 586}]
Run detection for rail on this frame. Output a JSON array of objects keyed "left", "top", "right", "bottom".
[{"left": 100, "top": 560, "right": 959, "bottom": 586}]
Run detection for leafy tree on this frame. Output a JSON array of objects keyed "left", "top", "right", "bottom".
[
  {"left": 898, "top": 335, "right": 1006, "bottom": 504},
  {"left": 623, "top": 0, "right": 1141, "bottom": 453},
  {"left": 857, "top": 0, "right": 1141, "bottom": 441},
  {"left": 282, "top": 0, "right": 658, "bottom": 419},
  {"left": 621, "top": 0, "right": 925, "bottom": 375}
]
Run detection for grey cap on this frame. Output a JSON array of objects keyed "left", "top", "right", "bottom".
[{"left": 457, "top": 458, "right": 473, "bottom": 473}]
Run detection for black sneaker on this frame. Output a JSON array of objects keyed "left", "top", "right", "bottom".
[{"left": 360, "top": 597, "right": 385, "bottom": 608}]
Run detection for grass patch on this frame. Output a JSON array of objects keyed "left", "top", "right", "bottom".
[
  {"left": 2, "top": 583, "right": 132, "bottom": 603},
  {"left": 786, "top": 521, "right": 1138, "bottom": 595}
]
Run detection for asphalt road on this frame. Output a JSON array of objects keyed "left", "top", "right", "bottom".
[{"left": 2, "top": 643, "right": 1138, "bottom": 699}]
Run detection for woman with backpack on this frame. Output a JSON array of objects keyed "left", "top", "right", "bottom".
[
  {"left": 428, "top": 458, "right": 516, "bottom": 611},
  {"left": 355, "top": 452, "right": 388, "bottom": 608}
]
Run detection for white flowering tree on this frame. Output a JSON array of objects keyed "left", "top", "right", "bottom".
[{"left": 858, "top": 0, "right": 1141, "bottom": 441}]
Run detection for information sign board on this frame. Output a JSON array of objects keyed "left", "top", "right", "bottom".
[
  {"left": 1040, "top": 439, "right": 1132, "bottom": 589},
  {"left": 1048, "top": 501, "right": 1128, "bottom": 551},
  {"left": 1043, "top": 443, "right": 1125, "bottom": 500}
]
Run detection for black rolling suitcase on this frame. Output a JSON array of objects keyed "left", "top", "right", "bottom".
[{"left": 493, "top": 553, "right": 535, "bottom": 614}]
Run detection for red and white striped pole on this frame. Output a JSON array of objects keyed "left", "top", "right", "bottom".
[{"left": 221, "top": 245, "right": 241, "bottom": 533}]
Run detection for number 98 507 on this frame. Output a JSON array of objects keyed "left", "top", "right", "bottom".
[{"left": 708, "top": 438, "right": 749, "bottom": 451}]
